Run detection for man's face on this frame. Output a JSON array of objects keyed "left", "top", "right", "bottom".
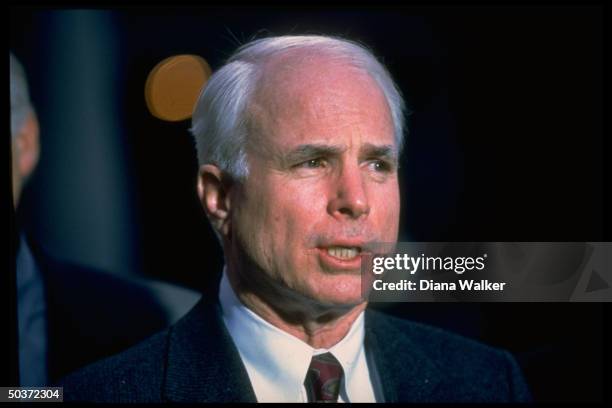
[{"left": 229, "top": 55, "right": 400, "bottom": 308}]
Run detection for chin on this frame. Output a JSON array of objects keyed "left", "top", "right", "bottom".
[{"left": 310, "top": 275, "right": 366, "bottom": 307}]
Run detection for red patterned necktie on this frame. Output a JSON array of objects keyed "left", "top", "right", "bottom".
[{"left": 304, "top": 352, "right": 344, "bottom": 402}]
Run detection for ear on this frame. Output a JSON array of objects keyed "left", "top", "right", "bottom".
[
  {"left": 197, "top": 164, "right": 234, "bottom": 238},
  {"left": 14, "top": 111, "right": 40, "bottom": 179}
]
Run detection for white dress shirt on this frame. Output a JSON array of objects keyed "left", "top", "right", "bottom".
[{"left": 219, "top": 271, "right": 377, "bottom": 402}]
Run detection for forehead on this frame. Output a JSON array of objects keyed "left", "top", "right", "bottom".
[{"left": 247, "top": 51, "right": 394, "bottom": 150}]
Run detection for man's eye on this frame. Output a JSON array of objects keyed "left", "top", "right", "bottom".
[
  {"left": 369, "top": 160, "right": 392, "bottom": 172},
  {"left": 299, "top": 158, "right": 325, "bottom": 168}
]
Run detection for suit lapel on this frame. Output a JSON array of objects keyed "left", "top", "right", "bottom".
[
  {"left": 163, "top": 297, "right": 257, "bottom": 402},
  {"left": 163, "top": 298, "right": 442, "bottom": 402},
  {"left": 365, "top": 309, "right": 442, "bottom": 402}
]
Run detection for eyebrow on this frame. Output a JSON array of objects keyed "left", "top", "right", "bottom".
[
  {"left": 282, "top": 143, "right": 398, "bottom": 165},
  {"left": 283, "top": 144, "right": 345, "bottom": 164},
  {"left": 360, "top": 143, "right": 398, "bottom": 163}
]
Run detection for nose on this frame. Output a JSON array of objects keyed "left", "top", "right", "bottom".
[{"left": 327, "top": 164, "right": 370, "bottom": 220}]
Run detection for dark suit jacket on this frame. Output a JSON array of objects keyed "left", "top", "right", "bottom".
[
  {"left": 24, "top": 236, "right": 184, "bottom": 384},
  {"left": 59, "top": 295, "right": 532, "bottom": 402}
]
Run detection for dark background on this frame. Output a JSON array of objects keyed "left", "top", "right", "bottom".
[{"left": 9, "top": 5, "right": 606, "bottom": 402}]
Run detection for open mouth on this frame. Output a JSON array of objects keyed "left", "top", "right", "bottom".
[{"left": 326, "top": 246, "right": 362, "bottom": 260}]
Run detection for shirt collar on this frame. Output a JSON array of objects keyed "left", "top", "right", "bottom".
[{"left": 218, "top": 269, "right": 366, "bottom": 402}]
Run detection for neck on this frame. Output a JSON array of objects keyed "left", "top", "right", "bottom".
[{"left": 226, "top": 267, "right": 367, "bottom": 349}]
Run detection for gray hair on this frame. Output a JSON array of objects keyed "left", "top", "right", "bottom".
[
  {"left": 10, "top": 53, "right": 35, "bottom": 138},
  {"left": 190, "top": 35, "right": 407, "bottom": 181}
]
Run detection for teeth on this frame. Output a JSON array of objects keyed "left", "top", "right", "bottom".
[{"left": 327, "top": 246, "right": 359, "bottom": 260}]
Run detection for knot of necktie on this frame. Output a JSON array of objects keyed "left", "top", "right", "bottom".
[{"left": 304, "top": 352, "right": 344, "bottom": 403}]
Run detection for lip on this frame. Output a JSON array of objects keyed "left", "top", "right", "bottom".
[
  {"left": 316, "top": 246, "right": 364, "bottom": 271},
  {"left": 318, "top": 238, "right": 369, "bottom": 250}
]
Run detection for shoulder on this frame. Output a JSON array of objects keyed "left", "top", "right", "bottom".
[
  {"left": 29, "top": 237, "right": 173, "bottom": 326},
  {"left": 28, "top": 236, "right": 199, "bottom": 382},
  {"left": 58, "top": 329, "right": 170, "bottom": 402},
  {"left": 368, "top": 308, "right": 502, "bottom": 360},
  {"left": 365, "top": 309, "right": 531, "bottom": 402},
  {"left": 57, "top": 298, "right": 246, "bottom": 403}
]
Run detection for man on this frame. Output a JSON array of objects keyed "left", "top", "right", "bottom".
[
  {"left": 10, "top": 53, "right": 199, "bottom": 386},
  {"left": 59, "top": 36, "right": 531, "bottom": 402}
]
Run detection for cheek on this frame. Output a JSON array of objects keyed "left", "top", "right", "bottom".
[
  {"left": 373, "top": 182, "right": 401, "bottom": 240},
  {"left": 237, "top": 180, "right": 321, "bottom": 265},
  {"left": 270, "top": 185, "right": 331, "bottom": 270},
  {"left": 232, "top": 185, "right": 276, "bottom": 266},
  {"left": 276, "top": 186, "right": 324, "bottom": 245}
]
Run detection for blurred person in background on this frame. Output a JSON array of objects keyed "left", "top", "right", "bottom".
[{"left": 10, "top": 52, "right": 198, "bottom": 386}]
